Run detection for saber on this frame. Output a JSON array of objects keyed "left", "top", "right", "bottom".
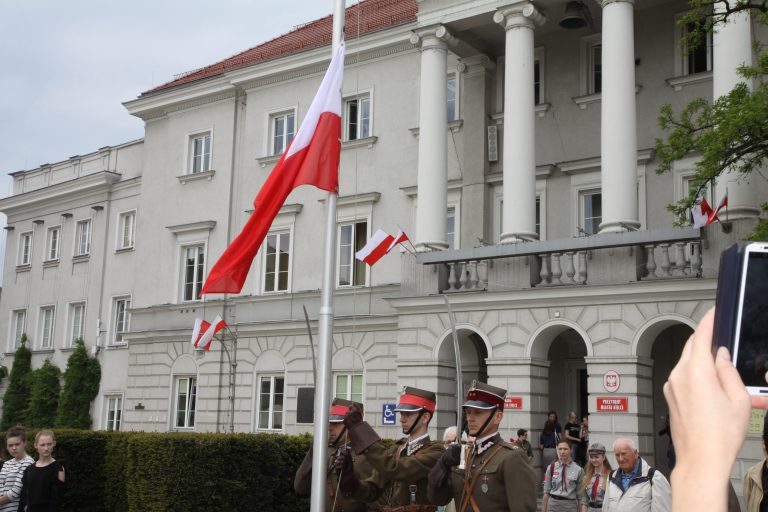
[{"left": 442, "top": 295, "right": 465, "bottom": 468}]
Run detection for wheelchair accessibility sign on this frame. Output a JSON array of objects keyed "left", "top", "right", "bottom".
[{"left": 382, "top": 403, "right": 397, "bottom": 425}]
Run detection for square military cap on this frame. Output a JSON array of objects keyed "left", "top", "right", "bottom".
[
  {"left": 394, "top": 386, "right": 436, "bottom": 413},
  {"left": 463, "top": 380, "right": 506, "bottom": 410},
  {"left": 329, "top": 397, "right": 363, "bottom": 422}
]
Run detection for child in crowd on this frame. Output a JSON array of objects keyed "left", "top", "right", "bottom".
[{"left": 20, "top": 430, "right": 65, "bottom": 512}]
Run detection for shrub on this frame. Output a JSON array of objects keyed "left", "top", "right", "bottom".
[
  {"left": 25, "top": 359, "right": 61, "bottom": 428},
  {"left": 0, "top": 335, "right": 32, "bottom": 430},
  {"left": 56, "top": 339, "right": 101, "bottom": 429}
]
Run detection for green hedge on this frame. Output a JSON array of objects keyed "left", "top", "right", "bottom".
[{"left": 22, "top": 430, "right": 312, "bottom": 512}]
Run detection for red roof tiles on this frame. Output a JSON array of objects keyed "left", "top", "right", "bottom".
[{"left": 142, "top": 0, "right": 417, "bottom": 96}]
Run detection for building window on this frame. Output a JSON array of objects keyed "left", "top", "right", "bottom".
[
  {"left": 534, "top": 47, "right": 545, "bottom": 105},
  {"left": 338, "top": 221, "right": 367, "bottom": 287},
  {"left": 113, "top": 297, "right": 131, "bottom": 344},
  {"left": 189, "top": 133, "right": 212, "bottom": 174},
  {"left": 68, "top": 302, "right": 85, "bottom": 345},
  {"left": 681, "top": 20, "right": 712, "bottom": 75},
  {"left": 334, "top": 373, "right": 363, "bottom": 404},
  {"left": 447, "top": 76, "right": 457, "bottom": 122},
  {"left": 344, "top": 94, "right": 371, "bottom": 141},
  {"left": 45, "top": 226, "right": 60, "bottom": 261},
  {"left": 447, "top": 208, "right": 456, "bottom": 250},
  {"left": 589, "top": 44, "right": 602, "bottom": 94},
  {"left": 182, "top": 245, "right": 205, "bottom": 302},
  {"left": 272, "top": 112, "right": 295, "bottom": 155},
  {"left": 11, "top": 310, "right": 26, "bottom": 349},
  {"left": 264, "top": 232, "right": 290, "bottom": 293},
  {"left": 257, "top": 376, "right": 284, "bottom": 430},
  {"left": 105, "top": 395, "right": 122, "bottom": 431},
  {"left": 174, "top": 377, "right": 197, "bottom": 429},
  {"left": 38, "top": 306, "right": 55, "bottom": 349},
  {"left": 118, "top": 211, "right": 136, "bottom": 250},
  {"left": 75, "top": 220, "right": 91, "bottom": 256},
  {"left": 582, "top": 191, "right": 602, "bottom": 235},
  {"left": 18, "top": 232, "right": 32, "bottom": 266}
]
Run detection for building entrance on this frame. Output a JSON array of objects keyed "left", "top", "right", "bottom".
[{"left": 547, "top": 330, "right": 589, "bottom": 427}]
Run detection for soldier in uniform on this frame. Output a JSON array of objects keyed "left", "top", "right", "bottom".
[
  {"left": 427, "top": 381, "right": 537, "bottom": 512},
  {"left": 340, "top": 387, "right": 444, "bottom": 511},
  {"left": 294, "top": 398, "right": 378, "bottom": 511}
]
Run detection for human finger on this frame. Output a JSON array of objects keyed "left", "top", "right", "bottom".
[
  {"left": 751, "top": 396, "right": 768, "bottom": 409},
  {"left": 715, "top": 347, "right": 751, "bottom": 406},
  {"left": 690, "top": 308, "right": 716, "bottom": 361}
]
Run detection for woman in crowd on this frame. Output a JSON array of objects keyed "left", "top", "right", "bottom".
[
  {"left": 540, "top": 420, "right": 559, "bottom": 468},
  {"left": 578, "top": 443, "right": 611, "bottom": 512},
  {"left": 563, "top": 412, "right": 581, "bottom": 464},
  {"left": 542, "top": 440, "right": 583, "bottom": 512},
  {"left": 0, "top": 425, "right": 34, "bottom": 512},
  {"left": 20, "top": 430, "right": 65, "bottom": 512}
]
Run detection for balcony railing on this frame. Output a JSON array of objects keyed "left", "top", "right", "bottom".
[{"left": 414, "top": 228, "right": 705, "bottom": 294}]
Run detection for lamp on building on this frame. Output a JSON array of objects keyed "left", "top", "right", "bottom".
[{"left": 559, "top": 1, "right": 593, "bottom": 30}]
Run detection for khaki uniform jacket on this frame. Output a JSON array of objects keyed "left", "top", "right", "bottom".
[
  {"left": 294, "top": 444, "right": 379, "bottom": 512},
  {"left": 428, "top": 435, "right": 537, "bottom": 512},
  {"left": 353, "top": 436, "right": 444, "bottom": 507},
  {"left": 744, "top": 460, "right": 765, "bottom": 512}
]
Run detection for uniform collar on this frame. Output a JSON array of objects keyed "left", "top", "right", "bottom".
[{"left": 474, "top": 432, "right": 501, "bottom": 455}]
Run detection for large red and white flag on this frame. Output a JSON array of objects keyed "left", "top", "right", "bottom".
[
  {"left": 200, "top": 42, "right": 345, "bottom": 295},
  {"left": 196, "top": 315, "right": 226, "bottom": 351},
  {"left": 355, "top": 229, "right": 394, "bottom": 266},
  {"left": 386, "top": 227, "right": 409, "bottom": 253},
  {"left": 691, "top": 197, "right": 713, "bottom": 228}
]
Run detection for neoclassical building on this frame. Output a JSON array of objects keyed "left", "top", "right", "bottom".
[{"left": 1, "top": 0, "right": 765, "bottom": 496}]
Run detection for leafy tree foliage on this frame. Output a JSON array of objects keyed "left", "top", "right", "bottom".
[
  {"left": 0, "top": 334, "right": 33, "bottom": 430},
  {"left": 25, "top": 359, "right": 61, "bottom": 428},
  {"left": 655, "top": 0, "right": 768, "bottom": 240},
  {"left": 56, "top": 338, "right": 101, "bottom": 429}
]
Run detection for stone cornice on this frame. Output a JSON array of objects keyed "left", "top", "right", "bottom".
[
  {"left": 387, "top": 278, "right": 716, "bottom": 313},
  {"left": 165, "top": 220, "right": 217, "bottom": 234},
  {"left": 0, "top": 171, "right": 121, "bottom": 216},
  {"left": 124, "top": 83, "right": 237, "bottom": 121}
]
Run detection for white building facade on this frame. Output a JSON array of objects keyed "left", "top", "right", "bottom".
[{"left": 0, "top": 0, "right": 765, "bottom": 496}]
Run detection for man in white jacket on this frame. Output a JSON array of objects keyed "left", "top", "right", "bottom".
[{"left": 601, "top": 438, "right": 671, "bottom": 512}]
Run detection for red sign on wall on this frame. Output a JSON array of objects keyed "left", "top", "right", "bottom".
[
  {"left": 596, "top": 397, "right": 629, "bottom": 412},
  {"left": 504, "top": 396, "right": 523, "bottom": 410}
]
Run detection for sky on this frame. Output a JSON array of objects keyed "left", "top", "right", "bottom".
[{"left": 0, "top": 0, "right": 350, "bottom": 278}]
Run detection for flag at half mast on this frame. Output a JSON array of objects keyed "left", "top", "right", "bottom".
[{"left": 200, "top": 42, "right": 346, "bottom": 295}]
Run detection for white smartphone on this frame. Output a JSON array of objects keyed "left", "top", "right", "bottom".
[{"left": 732, "top": 242, "right": 768, "bottom": 395}]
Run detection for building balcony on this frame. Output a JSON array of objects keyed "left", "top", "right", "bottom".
[{"left": 403, "top": 223, "right": 756, "bottom": 296}]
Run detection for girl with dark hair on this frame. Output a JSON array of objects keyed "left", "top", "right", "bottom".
[{"left": 540, "top": 420, "right": 559, "bottom": 468}]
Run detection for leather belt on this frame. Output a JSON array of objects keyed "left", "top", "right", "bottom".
[{"left": 549, "top": 495, "right": 576, "bottom": 501}]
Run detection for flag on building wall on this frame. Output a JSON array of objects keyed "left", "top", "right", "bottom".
[
  {"left": 708, "top": 195, "right": 728, "bottom": 225},
  {"left": 190, "top": 318, "right": 210, "bottom": 348},
  {"left": 200, "top": 42, "right": 346, "bottom": 295},
  {"left": 195, "top": 315, "right": 227, "bottom": 351},
  {"left": 691, "top": 197, "right": 712, "bottom": 228},
  {"left": 355, "top": 229, "right": 395, "bottom": 266},
  {"left": 387, "top": 227, "right": 409, "bottom": 253}
]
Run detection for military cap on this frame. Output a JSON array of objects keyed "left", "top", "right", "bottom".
[
  {"left": 463, "top": 380, "right": 506, "bottom": 410},
  {"left": 329, "top": 397, "right": 362, "bottom": 422},
  {"left": 394, "top": 386, "right": 436, "bottom": 413}
]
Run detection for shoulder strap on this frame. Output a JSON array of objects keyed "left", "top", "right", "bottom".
[{"left": 648, "top": 467, "right": 655, "bottom": 487}]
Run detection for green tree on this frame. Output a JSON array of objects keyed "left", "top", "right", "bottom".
[
  {"left": 56, "top": 338, "right": 101, "bottom": 429},
  {"left": 25, "top": 359, "right": 61, "bottom": 428},
  {"left": 0, "top": 334, "right": 33, "bottom": 430},
  {"left": 655, "top": 0, "right": 768, "bottom": 240}
]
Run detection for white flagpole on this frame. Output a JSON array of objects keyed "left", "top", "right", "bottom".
[{"left": 310, "top": 1, "right": 344, "bottom": 510}]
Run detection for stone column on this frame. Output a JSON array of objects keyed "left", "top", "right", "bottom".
[
  {"left": 599, "top": 0, "right": 640, "bottom": 233},
  {"left": 411, "top": 26, "right": 456, "bottom": 252},
  {"left": 713, "top": 8, "right": 760, "bottom": 218},
  {"left": 494, "top": 3, "right": 545, "bottom": 243}
]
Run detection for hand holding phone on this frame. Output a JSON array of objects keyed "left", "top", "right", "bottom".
[{"left": 731, "top": 242, "right": 768, "bottom": 395}]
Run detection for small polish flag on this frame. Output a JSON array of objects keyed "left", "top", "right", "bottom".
[
  {"left": 190, "top": 318, "right": 210, "bottom": 348},
  {"left": 386, "top": 228, "right": 409, "bottom": 253},
  {"left": 707, "top": 195, "right": 728, "bottom": 226},
  {"left": 691, "top": 197, "right": 713, "bottom": 228},
  {"left": 196, "top": 315, "right": 226, "bottom": 351},
  {"left": 355, "top": 229, "right": 394, "bottom": 266}
]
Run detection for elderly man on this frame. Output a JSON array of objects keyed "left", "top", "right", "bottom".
[{"left": 602, "top": 437, "right": 671, "bottom": 512}]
